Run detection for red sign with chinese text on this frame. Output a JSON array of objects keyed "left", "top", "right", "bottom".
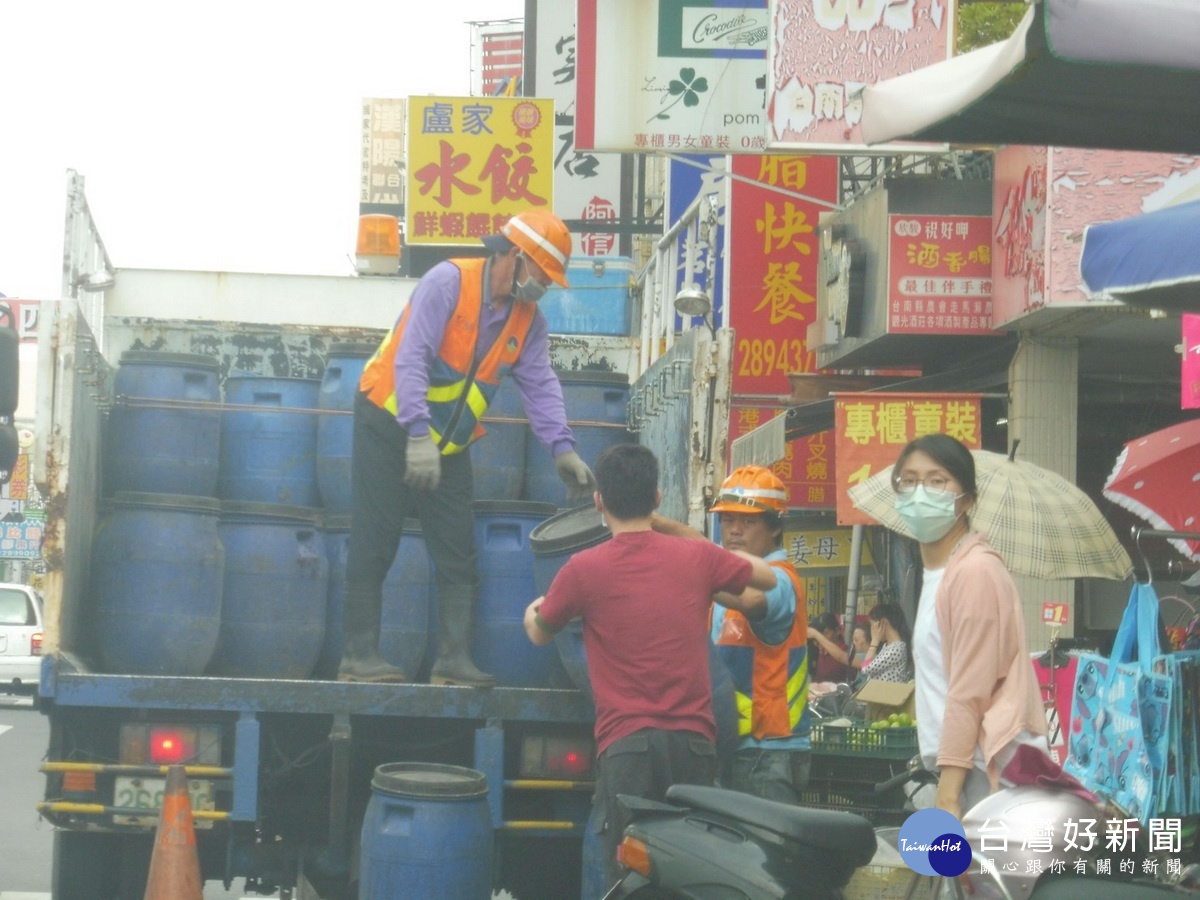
[
  {"left": 1183, "top": 313, "right": 1200, "bottom": 410},
  {"left": 834, "top": 392, "right": 983, "bottom": 525},
  {"left": 887, "top": 215, "right": 995, "bottom": 335},
  {"left": 727, "top": 155, "right": 839, "bottom": 508}
]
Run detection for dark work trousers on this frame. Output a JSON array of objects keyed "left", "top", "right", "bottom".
[
  {"left": 345, "top": 390, "right": 477, "bottom": 593},
  {"left": 591, "top": 728, "right": 717, "bottom": 893}
]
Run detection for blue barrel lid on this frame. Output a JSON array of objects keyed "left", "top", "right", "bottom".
[
  {"left": 554, "top": 369, "right": 629, "bottom": 386},
  {"left": 473, "top": 500, "right": 558, "bottom": 518},
  {"left": 118, "top": 350, "right": 220, "bottom": 370},
  {"left": 529, "top": 505, "right": 610, "bottom": 556},
  {"left": 326, "top": 341, "right": 379, "bottom": 357},
  {"left": 109, "top": 491, "right": 222, "bottom": 515},
  {"left": 219, "top": 500, "right": 321, "bottom": 524},
  {"left": 372, "top": 762, "right": 488, "bottom": 799},
  {"left": 323, "top": 515, "right": 422, "bottom": 533}
]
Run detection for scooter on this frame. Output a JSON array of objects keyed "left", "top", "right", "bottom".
[{"left": 601, "top": 766, "right": 1200, "bottom": 899}]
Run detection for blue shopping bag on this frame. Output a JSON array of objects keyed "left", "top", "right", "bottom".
[{"left": 1064, "top": 582, "right": 1172, "bottom": 823}]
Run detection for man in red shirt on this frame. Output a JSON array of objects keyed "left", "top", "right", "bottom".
[{"left": 524, "top": 443, "right": 776, "bottom": 890}]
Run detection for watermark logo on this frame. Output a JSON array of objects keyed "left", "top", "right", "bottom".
[{"left": 898, "top": 808, "right": 972, "bottom": 877}]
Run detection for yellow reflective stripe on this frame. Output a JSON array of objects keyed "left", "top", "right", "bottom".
[
  {"left": 428, "top": 379, "right": 467, "bottom": 403},
  {"left": 786, "top": 666, "right": 809, "bottom": 731},
  {"left": 734, "top": 691, "right": 753, "bottom": 736},
  {"left": 382, "top": 394, "right": 398, "bottom": 415},
  {"left": 465, "top": 383, "right": 488, "bottom": 421},
  {"left": 427, "top": 426, "right": 468, "bottom": 455}
]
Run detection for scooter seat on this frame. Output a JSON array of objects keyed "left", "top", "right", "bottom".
[{"left": 666, "top": 783, "right": 876, "bottom": 861}]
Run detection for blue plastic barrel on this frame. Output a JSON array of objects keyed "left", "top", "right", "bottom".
[
  {"left": 360, "top": 763, "right": 493, "bottom": 900},
  {"left": 219, "top": 375, "right": 321, "bottom": 507},
  {"left": 524, "top": 371, "right": 632, "bottom": 506},
  {"left": 472, "top": 373, "right": 526, "bottom": 501},
  {"left": 106, "top": 351, "right": 222, "bottom": 497},
  {"left": 471, "top": 501, "right": 558, "bottom": 686},
  {"left": 318, "top": 516, "right": 430, "bottom": 680},
  {"left": 208, "top": 501, "right": 327, "bottom": 679},
  {"left": 91, "top": 492, "right": 224, "bottom": 675},
  {"left": 529, "top": 505, "right": 610, "bottom": 702},
  {"left": 316, "top": 343, "right": 377, "bottom": 515}
]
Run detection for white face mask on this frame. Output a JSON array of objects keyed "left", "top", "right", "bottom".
[
  {"left": 894, "top": 485, "right": 963, "bottom": 544},
  {"left": 512, "top": 254, "right": 548, "bottom": 303}
]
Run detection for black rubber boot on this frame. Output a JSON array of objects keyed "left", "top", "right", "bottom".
[
  {"left": 337, "top": 583, "right": 410, "bottom": 683},
  {"left": 429, "top": 590, "right": 495, "bottom": 687}
]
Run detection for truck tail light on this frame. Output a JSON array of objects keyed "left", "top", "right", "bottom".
[
  {"left": 119, "top": 723, "right": 222, "bottom": 766},
  {"left": 519, "top": 735, "right": 595, "bottom": 779}
]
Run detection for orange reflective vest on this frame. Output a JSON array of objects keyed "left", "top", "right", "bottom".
[
  {"left": 714, "top": 558, "right": 811, "bottom": 741},
  {"left": 359, "top": 258, "right": 535, "bottom": 454}
]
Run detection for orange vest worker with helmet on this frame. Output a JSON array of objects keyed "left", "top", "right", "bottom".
[
  {"left": 653, "top": 466, "right": 813, "bottom": 801},
  {"left": 340, "top": 209, "right": 596, "bottom": 685}
]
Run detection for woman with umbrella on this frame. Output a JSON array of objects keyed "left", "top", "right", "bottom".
[{"left": 891, "top": 433, "right": 1049, "bottom": 818}]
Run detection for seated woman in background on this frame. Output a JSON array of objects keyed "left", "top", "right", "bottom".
[{"left": 859, "top": 602, "right": 914, "bottom": 684}]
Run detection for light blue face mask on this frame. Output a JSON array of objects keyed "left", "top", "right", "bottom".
[{"left": 894, "top": 485, "right": 963, "bottom": 544}]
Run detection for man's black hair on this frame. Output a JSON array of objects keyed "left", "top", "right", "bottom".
[{"left": 595, "top": 443, "right": 658, "bottom": 520}]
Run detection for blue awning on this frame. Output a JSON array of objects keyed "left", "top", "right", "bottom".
[{"left": 1080, "top": 199, "right": 1200, "bottom": 312}]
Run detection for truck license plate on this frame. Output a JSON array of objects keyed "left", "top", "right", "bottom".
[{"left": 112, "top": 776, "right": 215, "bottom": 829}]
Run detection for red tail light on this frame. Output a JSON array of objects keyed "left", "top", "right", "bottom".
[
  {"left": 30, "top": 632, "right": 43, "bottom": 656},
  {"left": 149, "top": 727, "right": 196, "bottom": 765}
]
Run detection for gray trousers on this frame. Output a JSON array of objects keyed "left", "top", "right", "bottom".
[{"left": 724, "top": 747, "right": 813, "bottom": 805}]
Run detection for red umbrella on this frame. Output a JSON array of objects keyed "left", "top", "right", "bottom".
[{"left": 1103, "top": 419, "right": 1200, "bottom": 562}]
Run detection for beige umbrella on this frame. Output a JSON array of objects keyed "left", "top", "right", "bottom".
[{"left": 847, "top": 449, "right": 1133, "bottom": 581}]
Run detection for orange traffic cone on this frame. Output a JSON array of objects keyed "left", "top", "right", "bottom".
[{"left": 143, "top": 764, "right": 202, "bottom": 899}]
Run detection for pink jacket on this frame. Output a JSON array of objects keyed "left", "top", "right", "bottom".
[{"left": 935, "top": 533, "right": 1047, "bottom": 789}]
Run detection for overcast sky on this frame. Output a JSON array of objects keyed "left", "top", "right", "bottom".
[{"left": 0, "top": 0, "right": 525, "bottom": 298}]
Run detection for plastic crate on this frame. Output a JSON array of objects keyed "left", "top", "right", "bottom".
[
  {"left": 800, "top": 755, "right": 911, "bottom": 826},
  {"left": 810, "top": 721, "right": 918, "bottom": 760}
]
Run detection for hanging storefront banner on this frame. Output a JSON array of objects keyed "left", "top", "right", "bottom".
[
  {"left": 534, "top": 0, "right": 625, "bottom": 257},
  {"left": 576, "top": 0, "right": 771, "bottom": 154},
  {"left": 406, "top": 96, "right": 555, "bottom": 245},
  {"left": 833, "top": 391, "right": 982, "bottom": 525},
  {"left": 766, "top": 0, "right": 954, "bottom": 151},
  {"left": 1183, "top": 313, "right": 1200, "bottom": 410},
  {"left": 782, "top": 526, "right": 874, "bottom": 571},
  {"left": 887, "top": 214, "right": 995, "bottom": 334},
  {"left": 360, "top": 98, "right": 406, "bottom": 218},
  {"left": 727, "top": 155, "right": 839, "bottom": 509}
]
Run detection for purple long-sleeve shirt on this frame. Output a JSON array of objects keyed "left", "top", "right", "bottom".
[{"left": 393, "top": 259, "right": 574, "bottom": 458}]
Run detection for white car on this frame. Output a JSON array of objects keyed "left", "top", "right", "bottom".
[{"left": 0, "top": 582, "right": 44, "bottom": 694}]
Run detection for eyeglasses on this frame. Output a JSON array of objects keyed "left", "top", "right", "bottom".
[{"left": 892, "top": 474, "right": 957, "bottom": 497}]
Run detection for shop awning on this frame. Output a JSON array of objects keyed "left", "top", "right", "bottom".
[{"left": 858, "top": 0, "right": 1200, "bottom": 154}]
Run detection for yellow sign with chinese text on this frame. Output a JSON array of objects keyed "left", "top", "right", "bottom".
[
  {"left": 406, "top": 96, "right": 555, "bottom": 245},
  {"left": 781, "top": 528, "right": 873, "bottom": 571},
  {"left": 834, "top": 392, "right": 983, "bottom": 526}
]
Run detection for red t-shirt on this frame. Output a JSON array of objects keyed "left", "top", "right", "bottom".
[{"left": 538, "top": 530, "right": 753, "bottom": 755}]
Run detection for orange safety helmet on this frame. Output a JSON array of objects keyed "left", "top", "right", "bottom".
[
  {"left": 710, "top": 466, "right": 788, "bottom": 515},
  {"left": 495, "top": 209, "right": 572, "bottom": 286}
]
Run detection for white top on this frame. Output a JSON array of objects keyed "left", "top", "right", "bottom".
[{"left": 913, "top": 566, "right": 1044, "bottom": 779}]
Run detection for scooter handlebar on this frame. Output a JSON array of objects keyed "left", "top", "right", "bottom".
[{"left": 875, "top": 759, "right": 937, "bottom": 794}]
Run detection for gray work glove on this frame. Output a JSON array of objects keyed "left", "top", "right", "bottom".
[
  {"left": 554, "top": 450, "right": 596, "bottom": 502},
  {"left": 404, "top": 433, "right": 441, "bottom": 491}
]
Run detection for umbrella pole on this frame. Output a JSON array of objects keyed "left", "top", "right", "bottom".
[{"left": 842, "top": 524, "right": 865, "bottom": 647}]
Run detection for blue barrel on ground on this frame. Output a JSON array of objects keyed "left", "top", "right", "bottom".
[
  {"left": 316, "top": 342, "right": 377, "bottom": 516},
  {"left": 208, "top": 501, "right": 327, "bottom": 679},
  {"left": 318, "top": 516, "right": 431, "bottom": 680},
  {"left": 471, "top": 500, "right": 558, "bottom": 686},
  {"left": 106, "top": 351, "right": 222, "bottom": 497},
  {"left": 524, "top": 371, "right": 632, "bottom": 506},
  {"left": 219, "top": 375, "right": 321, "bottom": 507},
  {"left": 91, "top": 492, "right": 224, "bottom": 675},
  {"left": 472, "top": 373, "right": 526, "bottom": 501},
  {"left": 359, "top": 763, "right": 493, "bottom": 900}
]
